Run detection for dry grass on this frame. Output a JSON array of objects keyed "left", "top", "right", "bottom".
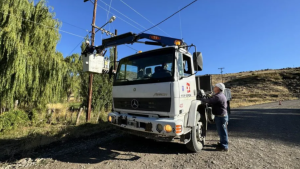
[
  {"left": 213, "top": 68, "right": 300, "bottom": 108},
  {"left": 230, "top": 97, "right": 298, "bottom": 108}
]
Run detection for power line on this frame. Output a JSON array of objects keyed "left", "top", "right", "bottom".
[
  {"left": 106, "top": 0, "right": 113, "bottom": 24},
  {"left": 178, "top": 7, "right": 183, "bottom": 39},
  {"left": 0, "top": 11, "right": 86, "bottom": 38},
  {"left": 140, "top": 0, "right": 198, "bottom": 34},
  {"left": 68, "top": 33, "right": 90, "bottom": 56},
  {"left": 119, "top": 0, "right": 170, "bottom": 36},
  {"left": 61, "top": 21, "right": 89, "bottom": 32},
  {"left": 125, "top": 45, "right": 138, "bottom": 52},
  {"left": 96, "top": 4, "right": 143, "bottom": 31},
  {"left": 98, "top": 0, "right": 152, "bottom": 32}
]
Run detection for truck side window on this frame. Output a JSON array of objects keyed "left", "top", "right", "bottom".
[
  {"left": 183, "top": 54, "right": 192, "bottom": 76},
  {"left": 177, "top": 53, "right": 184, "bottom": 77}
]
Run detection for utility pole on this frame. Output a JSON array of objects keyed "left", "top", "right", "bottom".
[
  {"left": 87, "top": 0, "right": 98, "bottom": 122},
  {"left": 114, "top": 29, "right": 117, "bottom": 70},
  {"left": 218, "top": 67, "right": 225, "bottom": 83}
]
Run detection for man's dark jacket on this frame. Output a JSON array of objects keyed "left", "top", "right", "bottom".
[{"left": 201, "top": 92, "right": 227, "bottom": 116}]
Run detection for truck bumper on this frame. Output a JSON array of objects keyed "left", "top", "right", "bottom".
[{"left": 107, "top": 112, "right": 185, "bottom": 137}]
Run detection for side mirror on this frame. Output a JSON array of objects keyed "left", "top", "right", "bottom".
[
  {"left": 108, "top": 66, "right": 116, "bottom": 79},
  {"left": 193, "top": 52, "right": 203, "bottom": 71}
]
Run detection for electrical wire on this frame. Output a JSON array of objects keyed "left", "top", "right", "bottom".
[
  {"left": 125, "top": 45, "right": 138, "bottom": 52},
  {"left": 96, "top": 4, "right": 143, "bottom": 32},
  {"left": 119, "top": 0, "right": 170, "bottom": 36},
  {"left": 106, "top": 0, "right": 113, "bottom": 24},
  {"left": 61, "top": 20, "right": 89, "bottom": 32},
  {"left": 140, "top": 0, "right": 198, "bottom": 34},
  {"left": 0, "top": 11, "right": 86, "bottom": 38},
  {"left": 178, "top": 7, "right": 183, "bottom": 39},
  {"left": 98, "top": 0, "right": 153, "bottom": 32},
  {"left": 68, "top": 33, "right": 90, "bottom": 56}
]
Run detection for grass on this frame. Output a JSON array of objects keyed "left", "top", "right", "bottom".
[
  {"left": 213, "top": 68, "right": 300, "bottom": 108},
  {"left": 0, "top": 102, "right": 111, "bottom": 160}
]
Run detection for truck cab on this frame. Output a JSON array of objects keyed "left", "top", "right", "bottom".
[{"left": 108, "top": 45, "right": 206, "bottom": 152}]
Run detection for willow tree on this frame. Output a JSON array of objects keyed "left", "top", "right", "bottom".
[
  {"left": 64, "top": 54, "right": 81, "bottom": 102},
  {"left": 0, "top": 0, "right": 66, "bottom": 109}
]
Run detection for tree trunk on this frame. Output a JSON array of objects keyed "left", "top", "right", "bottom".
[
  {"left": 47, "top": 109, "right": 54, "bottom": 124},
  {"left": 96, "top": 111, "right": 101, "bottom": 123},
  {"left": 76, "top": 108, "right": 83, "bottom": 125},
  {"left": 67, "top": 91, "right": 72, "bottom": 102}
]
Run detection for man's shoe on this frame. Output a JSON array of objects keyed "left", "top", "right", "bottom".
[
  {"left": 216, "top": 142, "right": 222, "bottom": 147},
  {"left": 216, "top": 146, "right": 229, "bottom": 152}
]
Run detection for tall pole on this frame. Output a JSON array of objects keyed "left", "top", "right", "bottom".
[
  {"left": 114, "top": 29, "right": 117, "bottom": 70},
  {"left": 87, "top": 0, "right": 98, "bottom": 122},
  {"left": 218, "top": 67, "right": 225, "bottom": 83}
]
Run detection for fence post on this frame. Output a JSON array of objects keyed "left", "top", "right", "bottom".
[
  {"left": 76, "top": 108, "right": 83, "bottom": 125},
  {"left": 14, "top": 100, "right": 19, "bottom": 110}
]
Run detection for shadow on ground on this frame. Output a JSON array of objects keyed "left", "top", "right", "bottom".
[
  {"left": 1, "top": 103, "right": 300, "bottom": 165},
  {"left": 52, "top": 107, "right": 300, "bottom": 164}
]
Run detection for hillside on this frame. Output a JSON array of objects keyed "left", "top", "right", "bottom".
[{"left": 211, "top": 67, "right": 300, "bottom": 108}]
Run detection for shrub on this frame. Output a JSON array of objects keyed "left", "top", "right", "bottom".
[{"left": 0, "top": 110, "right": 30, "bottom": 132}]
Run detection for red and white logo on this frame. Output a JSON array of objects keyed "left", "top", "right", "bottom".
[
  {"left": 186, "top": 83, "right": 190, "bottom": 93},
  {"left": 179, "top": 104, "right": 183, "bottom": 108}
]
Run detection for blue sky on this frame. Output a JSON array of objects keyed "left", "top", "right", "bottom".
[{"left": 42, "top": 0, "right": 300, "bottom": 75}]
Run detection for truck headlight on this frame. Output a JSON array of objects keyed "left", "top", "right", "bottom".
[
  {"left": 108, "top": 116, "right": 112, "bottom": 122},
  {"left": 164, "top": 124, "right": 172, "bottom": 133}
]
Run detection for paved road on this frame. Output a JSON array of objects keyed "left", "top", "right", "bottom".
[{"left": 2, "top": 100, "right": 300, "bottom": 169}]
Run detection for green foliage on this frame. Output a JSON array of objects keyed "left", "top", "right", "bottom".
[
  {"left": 64, "top": 54, "right": 81, "bottom": 101},
  {"left": 79, "top": 46, "right": 117, "bottom": 114},
  {"left": 0, "top": 0, "right": 66, "bottom": 109},
  {"left": 0, "top": 110, "right": 30, "bottom": 132}
]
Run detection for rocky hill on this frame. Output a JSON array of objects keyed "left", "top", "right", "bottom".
[{"left": 212, "top": 67, "right": 300, "bottom": 108}]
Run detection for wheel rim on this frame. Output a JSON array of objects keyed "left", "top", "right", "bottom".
[{"left": 196, "top": 121, "right": 204, "bottom": 142}]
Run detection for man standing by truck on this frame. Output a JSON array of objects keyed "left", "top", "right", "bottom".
[{"left": 201, "top": 83, "right": 229, "bottom": 151}]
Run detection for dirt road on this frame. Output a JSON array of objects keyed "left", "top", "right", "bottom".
[{"left": 2, "top": 100, "right": 300, "bottom": 169}]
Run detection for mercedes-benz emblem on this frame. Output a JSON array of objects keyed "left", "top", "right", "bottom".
[{"left": 131, "top": 99, "right": 139, "bottom": 109}]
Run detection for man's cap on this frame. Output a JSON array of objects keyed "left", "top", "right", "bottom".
[{"left": 215, "top": 83, "right": 225, "bottom": 92}]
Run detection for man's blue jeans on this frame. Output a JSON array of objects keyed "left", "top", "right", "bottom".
[{"left": 215, "top": 115, "right": 229, "bottom": 149}]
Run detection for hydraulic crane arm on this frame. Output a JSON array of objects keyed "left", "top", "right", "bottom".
[{"left": 95, "top": 32, "right": 184, "bottom": 52}]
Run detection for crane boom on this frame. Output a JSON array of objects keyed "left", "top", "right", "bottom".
[{"left": 95, "top": 32, "right": 184, "bottom": 52}]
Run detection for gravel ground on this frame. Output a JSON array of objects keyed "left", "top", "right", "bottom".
[{"left": 1, "top": 100, "right": 300, "bottom": 169}]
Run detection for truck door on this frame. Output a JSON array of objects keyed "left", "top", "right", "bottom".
[{"left": 177, "top": 52, "right": 197, "bottom": 114}]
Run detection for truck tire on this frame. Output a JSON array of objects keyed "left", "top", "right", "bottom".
[{"left": 186, "top": 111, "right": 205, "bottom": 152}]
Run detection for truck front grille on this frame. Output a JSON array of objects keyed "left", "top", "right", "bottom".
[{"left": 114, "top": 98, "right": 171, "bottom": 112}]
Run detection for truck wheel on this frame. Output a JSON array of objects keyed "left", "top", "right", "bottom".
[{"left": 186, "top": 112, "right": 205, "bottom": 152}]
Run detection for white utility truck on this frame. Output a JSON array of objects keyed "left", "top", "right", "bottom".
[{"left": 85, "top": 32, "right": 231, "bottom": 152}]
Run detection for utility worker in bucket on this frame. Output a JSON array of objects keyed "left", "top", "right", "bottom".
[{"left": 201, "top": 83, "right": 229, "bottom": 151}]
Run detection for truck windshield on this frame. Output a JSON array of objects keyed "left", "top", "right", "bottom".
[{"left": 114, "top": 48, "right": 175, "bottom": 86}]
